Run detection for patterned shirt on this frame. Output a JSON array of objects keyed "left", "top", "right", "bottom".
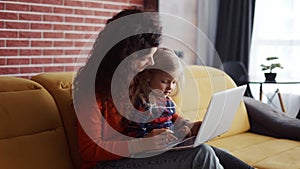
[{"left": 124, "top": 96, "right": 179, "bottom": 137}]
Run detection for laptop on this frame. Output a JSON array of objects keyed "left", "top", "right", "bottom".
[{"left": 140, "top": 85, "right": 247, "bottom": 154}]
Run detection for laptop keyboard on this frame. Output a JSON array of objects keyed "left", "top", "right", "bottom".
[{"left": 174, "top": 136, "right": 196, "bottom": 147}]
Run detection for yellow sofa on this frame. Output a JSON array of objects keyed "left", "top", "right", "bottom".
[{"left": 0, "top": 65, "right": 299, "bottom": 169}]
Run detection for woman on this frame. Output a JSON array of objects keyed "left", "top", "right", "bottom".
[{"left": 73, "top": 8, "right": 253, "bottom": 169}]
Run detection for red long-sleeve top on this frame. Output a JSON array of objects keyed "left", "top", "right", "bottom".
[{"left": 76, "top": 97, "right": 130, "bottom": 169}]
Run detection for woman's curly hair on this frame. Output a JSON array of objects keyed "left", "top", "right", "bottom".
[{"left": 74, "top": 8, "right": 162, "bottom": 100}]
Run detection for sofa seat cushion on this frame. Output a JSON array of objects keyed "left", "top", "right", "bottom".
[
  {"left": 253, "top": 146, "right": 300, "bottom": 169},
  {"left": 0, "top": 127, "right": 72, "bottom": 169},
  {"left": 208, "top": 132, "right": 300, "bottom": 169}
]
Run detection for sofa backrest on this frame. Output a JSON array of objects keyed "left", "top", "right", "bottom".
[
  {"left": 172, "top": 65, "right": 251, "bottom": 138},
  {"left": 0, "top": 76, "right": 73, "bottom": 169},
  {"left": 31, "top": 72, "right": 80, "bottom": 169}
]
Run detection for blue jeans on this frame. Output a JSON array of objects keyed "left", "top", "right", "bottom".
[{"left": 94, "top": 144, "right": 224, "bottom": 169}]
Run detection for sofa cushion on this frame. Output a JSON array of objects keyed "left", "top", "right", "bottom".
[
  {"left": 31, "top": 72, "right": 81, "bottom": 169},
  {"left": 208, "top": 132, "right": 300, "bottom": 169},
  {"left": 0, "top": 76, "right": 41, "bottom": 92},
  {"left": 244, "top": 96, "right": 300, "bottom": 141},
  {"left": 0, "top": 76, "right": 73, "bottom": 169}
]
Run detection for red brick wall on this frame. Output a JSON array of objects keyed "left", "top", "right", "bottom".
[{"left": 0, "top": 0, "right": 143, "bottom": 78}]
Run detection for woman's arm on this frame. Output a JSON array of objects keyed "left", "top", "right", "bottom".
[
  {"left": 77, "top": 123, "right": 129, "bottom": 162},
  {"left": 76, "top": 100, "right": 132, "bottom": 163}
]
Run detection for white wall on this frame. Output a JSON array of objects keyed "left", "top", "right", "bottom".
[
  {"left": 159, "top": 0, "right": 220, "bottom": 66},
  {"left": 159, "top": 0, "right": 198, "bottom": 65}
]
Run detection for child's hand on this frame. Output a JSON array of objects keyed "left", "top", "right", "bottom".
[
  {"left": 190, "top": 121, "right": 202, "bottom": 136},
  {"left": 174, "top": 125, "right": 191, "bottom": 139},
  {"left": 178, "top": 120, "right": 202, "bottom": 137}
]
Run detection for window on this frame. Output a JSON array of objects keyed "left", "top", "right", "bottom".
[{"left": 250, "top": 0, "right": 300, "bottom": 85}]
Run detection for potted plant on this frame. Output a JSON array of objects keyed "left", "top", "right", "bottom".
[{"left": 260, "top": 56, "right": 283, "bottom": 82}]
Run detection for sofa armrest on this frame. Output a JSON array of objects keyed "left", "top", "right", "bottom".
[{"left": 243, "top": 96, "right": 300, "bottom": 141}]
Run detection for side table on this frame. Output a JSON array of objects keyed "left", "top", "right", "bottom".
[{"left": 249, "top": 81, "right": 300, "bottom": 112}]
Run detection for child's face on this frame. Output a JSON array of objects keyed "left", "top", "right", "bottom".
[{"left": 149, "top": 71, "right": 177, "bottom": 97}]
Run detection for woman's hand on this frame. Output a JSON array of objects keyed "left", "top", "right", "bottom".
[
  {"left": 145, "top": 128, "right": 178, "bottom": 148},
  {"left": 129, "top": 128, "right": 178, "bottom": 154}
]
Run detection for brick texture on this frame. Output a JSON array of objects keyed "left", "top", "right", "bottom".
[{"left": 0, "top": 0, "right": 143, "bottom": 78}]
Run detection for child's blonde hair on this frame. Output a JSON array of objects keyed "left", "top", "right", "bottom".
[{"left": 130, "top": 47, "right": 184, "bottom": 108}]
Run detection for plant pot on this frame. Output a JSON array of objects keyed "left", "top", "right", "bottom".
[{"left": 264, "top": 73, "right": 277, "bottom": 82}]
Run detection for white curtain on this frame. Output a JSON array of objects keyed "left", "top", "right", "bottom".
[
  {"left": 250, "top": 0, "right": 300, "bottom": 117},
  {"left": 196, "top": 0, "right": 220, "bottom": 66}
]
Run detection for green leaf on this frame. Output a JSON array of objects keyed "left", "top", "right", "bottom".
[{"left": 266, "top": 56, "right": 279, "bottom": 61}]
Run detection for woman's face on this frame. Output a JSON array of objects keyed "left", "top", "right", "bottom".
[{"left": 132, "top": 47, "right": 157, "bottom": 73}]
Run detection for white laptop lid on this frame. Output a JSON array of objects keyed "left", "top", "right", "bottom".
[{"left": 193, "top": 85, "right": 247, "bottom": 147}]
